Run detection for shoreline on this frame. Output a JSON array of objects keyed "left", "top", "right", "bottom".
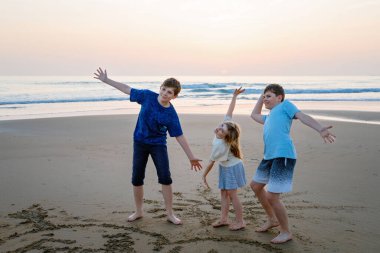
[{"left": 1, "top": 100, "right": 380, "bottom": 124}]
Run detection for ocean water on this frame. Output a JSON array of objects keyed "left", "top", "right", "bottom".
[{"left": 1, "top": 75, "right": 380, "bottom": 120}]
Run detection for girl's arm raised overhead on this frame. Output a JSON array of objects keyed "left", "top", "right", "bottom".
[
  {"left": 93, "top": 67, "right": 132, "bottom": 95},
  {"left": 226, "top": 87, "right": 245, "bottom": 118}
]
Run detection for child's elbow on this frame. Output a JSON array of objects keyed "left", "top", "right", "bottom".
[
  {"left": 175, "top": 134, "right": 184, "bottom": 140},
  {"left": 251, "top": 115, "right": 264, "bottom": 124},
  {"left": 250, "top": 113, "right": 260, "bottom": 121}
]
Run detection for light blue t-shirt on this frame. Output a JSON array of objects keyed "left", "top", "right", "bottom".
[
  {"left": 130, "top": 88, "right": 183, "bottom": 145},
  {"left": 262, "top": 100, "right": 300, "bottom": 160}
]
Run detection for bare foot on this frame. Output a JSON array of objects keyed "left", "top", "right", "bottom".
[
  {"left": 229, "top": 221, "right": 246, "bottom": 231},
  {"left": 167, "top": 214, "right": 182, "bottom": 225},
  {"left": 212, "top": 219, "right": 229, "bottom": 228},
  {"left": 271, "top": 232, "right": 293, "bottom": 244},
  {"left": 127, "top": 212, "right": 143, "bottom": 222},
  {"left": 255, "top": 220, "right": 279, "bottom": 232}
]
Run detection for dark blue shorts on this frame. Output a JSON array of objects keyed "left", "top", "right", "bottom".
[
  {"left": 252, "top": 158, "right": 296, "bottom": 193},
  {"left": 132, "top": 142, "right": 172, "bottom": 186}
]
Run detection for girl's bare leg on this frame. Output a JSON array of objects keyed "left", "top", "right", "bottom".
[
  {"left": 212, "top": 190, "right": 230, "bottom": 227},
  {"left": 228, "top": 189, "right": 246, "bottom": 230}
]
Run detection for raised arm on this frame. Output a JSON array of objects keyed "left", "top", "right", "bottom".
[
  {"left": 251, "top": 94, "right": 265, "bottom": 124},
  {"left": 175, "top": 135, "right": 202, "bottom": 171},
  {"left": 226, "top": 87, "right": 245, "bottom": 118},
  {"left": 93, "top": 67, "right": 131, "bottom": 95},
  {"left": 295, "top": 111, "right": 336, "bottom": 143}
]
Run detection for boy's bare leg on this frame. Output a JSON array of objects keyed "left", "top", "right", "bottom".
[
  {"left": 162, "top": 184, "right": 182, "bottom": 225},
  {"left": 267, "top": 192, "right": 292, "bottom": 244},
  {"left": 250, "top": 181, "right": 279, "bottom": 231},
  {"left": 228, "top": 189, "right": 246, "bottom": 230},
  {"left": 128, "top": 185, "right": 144, "bottom": 221},
  {"left": 212, "top": 190, "right": 230, "bottom": 227}
]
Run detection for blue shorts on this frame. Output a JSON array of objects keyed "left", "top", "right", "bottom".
[
  {"left": 132, "top": 142, "right": 172, "bottom": 186},
  {"left": 252, "top": 158, "right": 296, "bottom": 193}
]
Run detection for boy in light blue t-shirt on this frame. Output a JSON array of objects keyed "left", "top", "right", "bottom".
[{"left": 250, "top": 84, "right": 336, "bottom": 244}]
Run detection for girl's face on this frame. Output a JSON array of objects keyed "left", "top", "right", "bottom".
[
  {"left": 215, "top": 123, "right": 228, "bottom": 139},
  {"left": 263, "top": 91, "right": 283, "bottom": 110}
]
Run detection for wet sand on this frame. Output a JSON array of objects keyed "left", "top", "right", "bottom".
[{"left": 0, "top": 113, "right": 379, "bottom": 252}]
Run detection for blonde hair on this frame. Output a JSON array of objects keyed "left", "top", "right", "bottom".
[{"left": 223, "top": 121, "right": 243, "bottom": 159}]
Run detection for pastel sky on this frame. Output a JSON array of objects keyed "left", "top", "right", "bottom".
[{"left": 1, "top": 0, "right": 379, "bottom": 75}]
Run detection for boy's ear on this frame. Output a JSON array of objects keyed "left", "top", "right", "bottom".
[{"left": 277, "top": 94, "right": 283, "bottom": 102}]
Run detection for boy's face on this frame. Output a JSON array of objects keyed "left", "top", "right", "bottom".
[
  {"left": 159, "top": 86, "right": 177, "bottom": 103},
  {"left": 263, "top": 91, "right": 283, "bottom": 110}
]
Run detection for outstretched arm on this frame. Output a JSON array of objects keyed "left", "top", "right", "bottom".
[
  {"left": 226, "top": 87, "right": 245, "bottom": 118},
  {"left": 202, "top": 161, "right": 215, "bottom": 189},
  {"left": 251, "top": 94, "right": 265, "bottom": 124},
  {"left": 175, "top": 135, "right": 202, "bottom": 171},
  {"left": 93, "top": 67, "right": 131, "bottom": 95},
  {"left": 295, "top": 112, "right": 336, "bottom": 143}
]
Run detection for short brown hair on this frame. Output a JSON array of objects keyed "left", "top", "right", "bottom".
[
  {"left": 161, "top": 78, "right": 181, "bottom": 96},
  {"left": 264, "top": 84, "right": 285, "bottom": 102}
]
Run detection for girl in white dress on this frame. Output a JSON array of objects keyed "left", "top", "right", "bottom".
[{"left": 203, "top": 87, "right": 247, "bottom": 231}]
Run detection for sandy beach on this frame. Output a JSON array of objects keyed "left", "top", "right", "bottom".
[{"left": 1, "top": 112, "right": 380, "bottom": 252}]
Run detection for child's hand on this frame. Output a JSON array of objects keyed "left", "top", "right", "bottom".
[
  {"left": 320, "top": 126, "right": 336, "bottom": 143},
  {"left": 190, "top": 159, "right": 203, "bottom": 171},
  {"left": 94, "top": 67, "right": 108, "bottom": 82},
  {"left": 202, "top": 174, "right": 210, "bottom": 189},
  {"left": 233, "top": 87, "right": 245, "bottom": 96}
]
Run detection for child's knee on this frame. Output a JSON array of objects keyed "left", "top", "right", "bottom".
[
  {"left": 250, "top": 181, "right": 264, "bottom": 193},
  {"left": 221, "top": 189, "right": 229, "bottom": 197},
  {"left": 156, "top": 165, "right": 172, "bottom": 185},
  {"left": 158, "top": 177, "right": 172, "bottom": 185},
  {"left": 266, "top": 192, "right": 280, "bottom": 204},
  {"left": 226, "top": 189, "right": 237, "bottom": 195},
  {"left": 132, "top": 178, "right": 144, "bottom": 186}
]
